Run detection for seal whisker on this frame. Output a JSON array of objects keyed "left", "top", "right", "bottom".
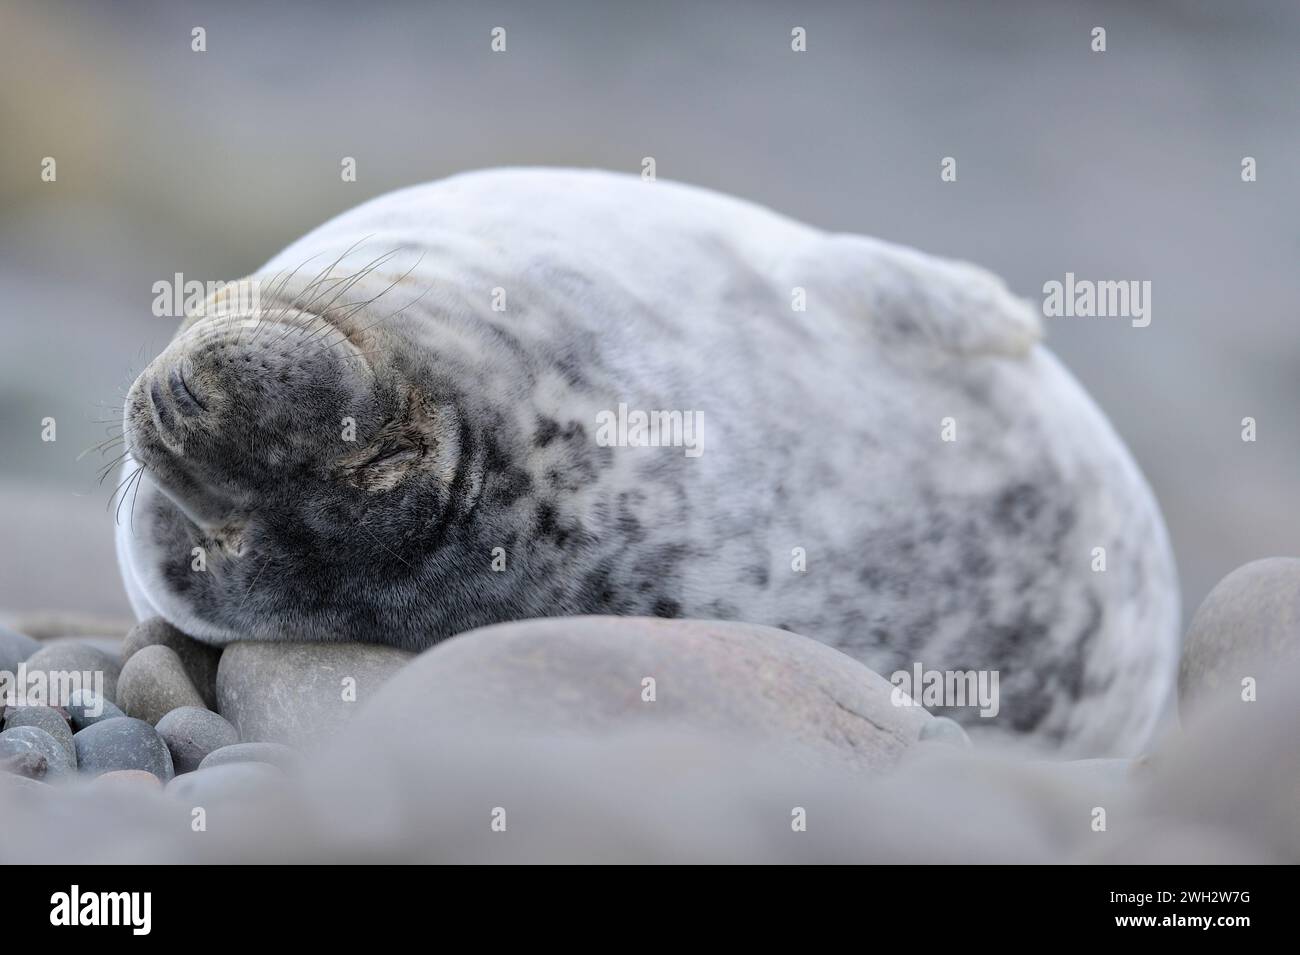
[
  {"left": 268, "top": 239, "right": 384, "bottom": 329},
  {"left": 248, "top": 265, "right": 317, "bottom": 347},
  {"left": 128, "top": 462, "right": 147, "bottom": 532},
  {"left": 110, "top": 464, "right": 146, "bottom": 526},
  {"left": 77, "top": 433, "right": 125, "bottom": 461},
  {"left": 291, "top": 236, "right": 378, "bottom": 305},
  {"left": 254, "top": 251, "right": 353, "bottom": 341},
  {"left": 232, "top": 552, "right": 276, "bottom": 622},
  {"left": 92, "top": 449, "right": 129, "bottom": 479},
  {"left": 331, "top": 348, "right": 388, "bottom": 364},
  {"left": 283, "top": 249, "right": 408, "bottom": 348},
  {"left": 96, "top": 449, "right": 133, "bottom": 484},
  {"left": 249, "top": 238, "right": 374, "bottom": 346},
  {"left": 305, "top": 257, "right": 429, "bottom": 358},
  {"left": 316, "top": 283, "right": 431, "bottom": 358},
  {"left": 352, "top": 515, "right": 414, "bottom": 570},
  {"left": 264, "top": 246, "right": 399, "bottom": 350}
]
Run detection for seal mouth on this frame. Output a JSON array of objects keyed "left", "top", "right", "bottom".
[{"left": 127, "top": 371, "right": 235, "bottom": 529}]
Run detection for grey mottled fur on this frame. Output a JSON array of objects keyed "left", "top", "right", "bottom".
[{"left": 118, "top": 169, "right": 1179, "bottom": 755}]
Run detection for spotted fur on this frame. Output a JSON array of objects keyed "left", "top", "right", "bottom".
[{"left": 117, "top": 169, "right": 1179, "bottom": 755}]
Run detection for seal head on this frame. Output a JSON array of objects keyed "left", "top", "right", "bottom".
[{"left": 121, "top": 296, "right": 483, "bottom": 644}]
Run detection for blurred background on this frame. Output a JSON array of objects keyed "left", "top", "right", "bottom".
[{"left": 0, "top": 0, "right": 1296, "bottom": 625}]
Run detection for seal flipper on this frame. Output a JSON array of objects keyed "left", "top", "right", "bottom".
[{"left": 795, "top": 233, "right": 1042, "bottom": 359}]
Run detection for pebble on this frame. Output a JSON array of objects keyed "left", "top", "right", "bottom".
[
  {"left": 165, "top": 762, "right": 284, "bottom": 804},
  {"left": 1179, "top": 557, "right": 1300, "bottom": 718},
  {"left": 22, "top": 642, "right": 122, "bottom": 703},
  {"left": 0, "top": 725, "right": 75, "bottom": 780},
  {"left": 1, "top": 750, "right": 49, "bottom": 781},
  {"left": 198, "top": 741, "right": 298, "bottom": 771},
  {"left": 65, "top": 689, "right": 126, "bottom": 730},
  {"left": 73, "top": 717, "right": 175, "bottom": 781},
  {"left": 0, "top": 623, "right": 41, "bottom": 672},
  {"left": 4, "top": 612, "right": 130, "bottom": 642},
  {"left": 1, "top": 706, "right": 76, "bottom": 765},
  {"left": 217, "top": 641, "right": 414, "bottom": 746},
  {"left": 351, "top": 617, "right": 934, "bottom": 773},
  {"left": 0, "top": 768, "right": 49, "bottom": 792},
  {"left": 40, "top": 635, "right": 124, "bottom": 657},
  {"left": 919, "top": 716, "right": 973, "bottom": 747},
  {"left": 117, "top": 645, "right": 206, "bottom": 725},
  {"left": 93, "top": 769, "right": 163, "bottom": 789},
  {"left": 122, "top": 617, "right": 222, "bottom": 709},
  {"left": 156, "top": 707, "right": 239, "bottom": 774}
]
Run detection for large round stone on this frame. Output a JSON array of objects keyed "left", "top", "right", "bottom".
[
  {"left": 1139, "top": 654, "right": 1300, "bottom": 862},
  {"left": 1180, "top": 558, "right": 1300, "bottom": 718},
  {"left": 122, "top": 618, "right": 222, "bottom": 709},
  {"left": 216, "top": 642, "right": 414, "bottom": 747},
  {"left": 354, "top": 617, "right": 933, "bottom": 773}
]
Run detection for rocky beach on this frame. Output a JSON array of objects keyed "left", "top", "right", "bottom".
[{"left": 2, "top": 558, "right": 1297, "bottom": 863}]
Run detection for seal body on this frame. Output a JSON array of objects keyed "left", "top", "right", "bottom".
[{"left": 118, "top": 168, "right": 1179, "bottom": 754}]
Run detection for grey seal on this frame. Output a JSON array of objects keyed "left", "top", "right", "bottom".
[{"left": 116, "top": 168, "right": 1178, "bottom": 754}]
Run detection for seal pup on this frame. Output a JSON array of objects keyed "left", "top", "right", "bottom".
[{"left": 117, "top": 168, "right": 1179, "bottom": 754}]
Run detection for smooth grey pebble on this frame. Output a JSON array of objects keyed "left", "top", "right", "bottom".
[
  {"left": 0, "top": 624, "right": 41, "bottom": 673},
  {"left": 123, "top": 617, "right": 222, "bottom": 709},
  {"left": 2, "top": 706, "right": 76, "bottom": 766},
  {"left": 66, "top": 689, "right": 125, "bottom": 730},
  {"left": 23, "top": 642, "right": 121, "bottom": 703},
  {"left": 165, "top": 762, "right": 284, "bottom": 804},
  {"left": 156, "top": 706, "right": 239, "bottom": 774},
  {"left": 117, "top": 645, "right": 206, "bottom": 725},
  {"left": 919, "top": 716, "right": 973, "bottom": 747},
  {"left": 0, "top": 725, "right": 75, "bottom": 779},
  {"left": 73, "top": 717, "right": 174, "bottom": 781},
  {"left": 198, "top": 741, "right": 299, "bottom": 771}
]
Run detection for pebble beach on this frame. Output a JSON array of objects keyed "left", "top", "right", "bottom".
[{"left": 2, "top": 558, "right": 1297, "bottom": 863}]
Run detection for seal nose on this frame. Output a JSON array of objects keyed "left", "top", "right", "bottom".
[{"left": 166, "top": 364, "right": 207, "bottom": 417}]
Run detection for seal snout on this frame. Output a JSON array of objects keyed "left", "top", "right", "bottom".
[
  {"left": 143, "top": 361, "right": 206, "bottom": 441},
  {"left": 130, "top": 310, "right": 383, "bottom": 476},
  {"left": 125, "top": 306, "right": 392, "bottom": 540}
]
